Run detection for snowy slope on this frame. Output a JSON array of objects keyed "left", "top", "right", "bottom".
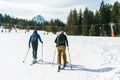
[{"left": 0, "top": 29, "right": 120, "bottom": 80}]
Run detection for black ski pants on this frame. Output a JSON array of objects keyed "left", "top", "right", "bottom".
[{"left": 32, "top": 41, "right": 38, "bottom": 59}]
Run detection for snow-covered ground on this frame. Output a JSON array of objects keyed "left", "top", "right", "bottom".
[{"left": 0, "top": 29, "right": 120, "bottom": 80}]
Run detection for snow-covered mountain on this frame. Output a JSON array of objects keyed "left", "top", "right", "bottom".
[{"left": 32, "top": 15, "right": 46, "bottom": 24}]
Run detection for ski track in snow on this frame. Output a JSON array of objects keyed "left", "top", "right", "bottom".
[{"left": 0, "top": 29, "right": 120, "bottom": 80}]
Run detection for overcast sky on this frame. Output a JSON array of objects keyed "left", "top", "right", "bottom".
[{"left": 0, "top": 0, "right": 119, "bottom": 23}]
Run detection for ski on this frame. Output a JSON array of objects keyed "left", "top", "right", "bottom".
[
  {"left": 30, "top": 59, "right": 43, "bottom": 65},
  {"left": 30, "top": 61, "right": 38, "bottom": 65}
]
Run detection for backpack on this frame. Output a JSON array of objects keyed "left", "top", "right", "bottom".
[
  {"left": 31, "top": 34, "right": 37, "bottom": 42},
  {"left": 57, "top": 34, "right": 65, "bottom": 44}
]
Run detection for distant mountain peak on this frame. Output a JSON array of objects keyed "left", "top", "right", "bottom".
[{"left": 32, "top": 15, "right": 46, "bottom": 24}]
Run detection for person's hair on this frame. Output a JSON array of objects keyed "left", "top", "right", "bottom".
[{"left": 34, "top": 29, "right": 37, "bottom": 33}]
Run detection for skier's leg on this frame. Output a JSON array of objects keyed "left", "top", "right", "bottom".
[
  {"left": 32, "top": 50, "right": 35, "bottom": 59},
  {"left": 57, "top": 47, "right": 62, "bottom": 72},
  {"left": 34, "top": 43, "right": 38, "bottom": 59},
  {"left": 32, "top": 42, "right": 37, "bottom": 63},
  {"left": 62, "top": 46, "right": 67, "bottom": 69},
  {"left": 32, "top": 43, "right": 35, "bottom": 59},
  {"left": 57, "top": 47, "right": 62, "bottom": 65}
]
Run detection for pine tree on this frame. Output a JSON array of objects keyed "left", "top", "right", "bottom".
[
  {"left": 94, "top": 11, "right": 101, "bottom": 36},
  {"left": 77, "top": 9, "right": 82, "bottom": 35},
  {"left": 82, "top": 7, "right": 94, "bottom": 36},
  {"left": 111, "top": 1, "right": 120, "bottom": 36},
  {"left": 66, "top": 9, "right": 78, "bottom": 35},
  {"left": 99, "top": 1, "right": 111, "bottom": 36},
  {"left": 89, "top": 25, "right": 95, "bottom": 36}
]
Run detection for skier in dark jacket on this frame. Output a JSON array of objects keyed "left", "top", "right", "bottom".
[
  {"left": 55, "top": 31, "right": 69, "bottom": 72},
  {"left": 29, "top": 29, "right": 43, "bottom": 64}
]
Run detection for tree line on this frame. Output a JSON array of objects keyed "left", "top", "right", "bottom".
[
  {"left": 65, "top": 1, "right": 120, "bottom": 36},
  {"left": 0, "top": 14, "right": 42, "bottom": 29},
  {"left": 44, "top": 1, "right": 120, "bottom": 36},
  {"left": 0, "top": 1, "right": 120, "bottom": 36}
]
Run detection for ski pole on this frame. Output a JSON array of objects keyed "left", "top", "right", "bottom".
[
  {"left": 52, "top": 47, "right": 56, "bottom": 66},
  {"left": 41, "top": 43, "right": 43, "bottom": 62},
  {"left": 67, "top": 47, "right": 72, "bottom": 69},
  {"left": 23, "top": 48, "right": 30, "bottom": 63}
]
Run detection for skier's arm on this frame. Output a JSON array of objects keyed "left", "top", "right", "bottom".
[
  {"left": 65, "top": 36, "right": 69, "bottom": 47},
  {"left": 38, "top": 35, "right": 43, "bottom": 44},
  {"left": 28, "top": 35, "right": 32, "bottom": 48},
  {"left": 55, "top": 37, "right": 57, "bottom": 43}
]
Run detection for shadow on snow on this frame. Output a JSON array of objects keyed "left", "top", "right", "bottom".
[
  {"left": 37, "top": 60, "right": 114, "bottom": 73},
  {"left": 64, "top": 64, "right": 115, "bottom": 73}
]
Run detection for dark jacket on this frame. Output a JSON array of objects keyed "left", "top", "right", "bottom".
[{"left": 55, "top": 33, "right": 68, "bottom": 47}]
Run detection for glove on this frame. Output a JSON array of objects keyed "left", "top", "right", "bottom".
[
  {"left": 67, "top": 44, "right": 69, "bottom": 47},
  {"left": 41, "top": 41, "right": 43, "bottom": 44},
  {"left": 67, "top": 45, "right": 69, "bottom": 47}
]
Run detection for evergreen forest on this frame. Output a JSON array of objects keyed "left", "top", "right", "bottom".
[{"left": 0, "top": 1, "right": 120, "bottom": 36}]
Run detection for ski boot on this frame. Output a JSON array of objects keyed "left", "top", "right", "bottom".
[
  {"left": 62, "top": 64, "right": 66, "bottom": 69},
  {"left": 57, "top": 65, "right": 61, "bottom": 72},
  {"left": 32, "top": 59, "right": 37, "bottom": 64}
]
